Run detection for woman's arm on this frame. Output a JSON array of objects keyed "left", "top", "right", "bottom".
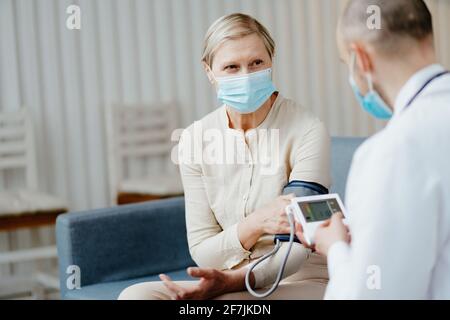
[
  {"left": 238, "top": 118, "right": 331, "bottom": 251},
  {"left": 179, "top": 127, "right": 255, "bottom": 270},
  {"left": 237, "top": 195, "right": 294, "bottom": 250},
  {"left": 181, "top": 159, "right": 293, "bottom": 270},
  {"left": 181, "top": 158, "right": 251, "bottom": 270},
  {"left": 246, "top": 118, "right": 332, "bottom": 288},
  {"left": 289, "top": 119, "right": 331, "bottom": 188},
  {"left": 236, "top": 214, "right": 262, "bottom": 251},
  {"left": 180, "top": 144, "right": 294, "bottom": 270}
]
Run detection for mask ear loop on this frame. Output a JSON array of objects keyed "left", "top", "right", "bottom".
[
  {"left": 205, "top": 65, "right": 218, "bottom": 84},
  {"left": 349, "top": 51, "right": 358, "bottom": 86},
  {"left": 366, "top": 73, "right": 374, "bottom": 92},
  {"left": 351, "top": 51, "right": 374, "bottom": 92}
]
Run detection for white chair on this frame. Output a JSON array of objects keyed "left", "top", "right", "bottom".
[
  {"left": 0, "top": 108, "right": 67, "bottom": 298},
  {"left": 105, "top": 103, "right": 184, "bottom": 205}
]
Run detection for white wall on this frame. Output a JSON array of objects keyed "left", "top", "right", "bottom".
[{"left": 1, "top": 0, "right": 450, "bottom": 280}]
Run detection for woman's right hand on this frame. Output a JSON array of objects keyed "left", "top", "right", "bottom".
[
  {"left": 237, "top": 194, "right": 295, "bottom": 251},
  {"left": 253, "top": 194, "right": 295, "bottom": 235}
]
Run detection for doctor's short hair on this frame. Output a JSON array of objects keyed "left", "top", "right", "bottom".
[
  {"left": 340, "top": 0, "right": 434, "bottom": 54},
  {"left": 201, "top": 13, "right": 275, "bottom": 68}
]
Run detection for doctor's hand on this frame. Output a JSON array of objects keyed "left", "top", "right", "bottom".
[
  {"left": 314, "top": 212, "right": 350, "bottom": 256},
  {"left": 294, "top": 223, "right": 315, "bottom": 250}
]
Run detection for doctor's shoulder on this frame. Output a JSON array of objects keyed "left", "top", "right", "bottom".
[{"left": 353, "top": 124, "right": 425, "bottom": 172}]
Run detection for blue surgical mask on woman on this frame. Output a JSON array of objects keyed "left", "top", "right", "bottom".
[
  {"left": 214, "top": 68, "right": 276, "bottom": 114},
  {"left": 349, "top": 52, "right": 393, "bottom": 120}
]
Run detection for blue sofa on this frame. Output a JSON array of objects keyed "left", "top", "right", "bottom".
[{"left": 56, "top": 137, "right": 365, "bottom": 300}]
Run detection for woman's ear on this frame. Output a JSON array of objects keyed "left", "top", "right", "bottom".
[{"left": 202, "top": 61, "right": 215, "bottom": 84}]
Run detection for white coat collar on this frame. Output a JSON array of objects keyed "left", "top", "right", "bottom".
[{"left": 393, "top": 64, "right": 446, "bottom": 117}]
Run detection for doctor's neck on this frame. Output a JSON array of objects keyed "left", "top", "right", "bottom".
[{"left": 375, "top": 37, "right": 437, "bottom": 108}]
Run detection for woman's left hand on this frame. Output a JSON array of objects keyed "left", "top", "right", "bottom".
[{"left": 159, "top": 267, "right": 242, "bottom": 300}]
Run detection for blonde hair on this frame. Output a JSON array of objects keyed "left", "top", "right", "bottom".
[{"left": 201, "top": 13, "right": 276, "bottom": 68}]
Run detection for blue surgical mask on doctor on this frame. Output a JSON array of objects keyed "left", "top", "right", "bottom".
[
  {"left": 349, "top": 52, "right": 393, "bottom": 120},
  {"left": 213, "top": 68, "right": 276, "bottom": 114}
]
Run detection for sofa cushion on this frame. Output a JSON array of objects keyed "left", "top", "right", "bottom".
[
  {"left": 64, "top": 268, "right": 194, "bottom": 300},
  {"left": 57, "top": 197, "right": 195, "bottom": 296}
]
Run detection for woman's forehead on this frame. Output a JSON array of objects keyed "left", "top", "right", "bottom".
[{"left": 213, "top": 34, "right": 269, "bottom": 65}]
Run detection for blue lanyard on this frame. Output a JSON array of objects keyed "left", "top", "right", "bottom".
[{"left": 404, "top": 71, "right": 450, "bottom": 110}]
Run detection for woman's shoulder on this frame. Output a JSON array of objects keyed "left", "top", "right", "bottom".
[
  {"left": 180, "top": 106, "right": 225, "bottom": 146},
  {"left": 275, "top": 95, "right": 323, "bottom": 128},
  {"left": 184, "top": 106, "right": 225, "bottom": 133}
]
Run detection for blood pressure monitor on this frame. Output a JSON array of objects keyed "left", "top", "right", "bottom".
[
  {"left": 246, "top": 192, "right": 346, "bottom": 299},
  {"left": 288, "top": 193, "right": 347, "bottom": 245}
]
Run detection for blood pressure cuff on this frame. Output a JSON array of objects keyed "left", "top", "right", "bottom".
[
  {"left": 275, "top": 180, "right": 329, "bottom": 244},
  {"left": 282, "top": 180, "right": 329, "bottom": 197}
]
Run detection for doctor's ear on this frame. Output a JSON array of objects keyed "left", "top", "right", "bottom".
[
  {"left": 350, "top": 44, "right": 374, "bottom": 75},
  {"left": 202, "top": 62, "right": 216, "bottom": 84}
]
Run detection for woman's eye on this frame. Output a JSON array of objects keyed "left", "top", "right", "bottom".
[
  {"left": 250, "top": 60, "right": 264, "bottom": 67},
  {"left": 224, "top": 65, "right": 238, "bottom": 70}
]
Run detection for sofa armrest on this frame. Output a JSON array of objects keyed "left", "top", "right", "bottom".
[{"left": 56, "top": 197, "right": 195, "bottom": 297}]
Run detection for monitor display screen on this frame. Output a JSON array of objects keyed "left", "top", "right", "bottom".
[{"left": 298, "top": 198, "right": 342, "bottom": 222}]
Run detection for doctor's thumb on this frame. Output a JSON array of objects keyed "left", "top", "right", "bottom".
[{"left": 332, "top": 211, "right": 345, "bottom": 221}]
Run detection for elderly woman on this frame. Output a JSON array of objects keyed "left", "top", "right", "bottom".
[{"left": 119, "top": 13, "right": 330, "bottom": 300}]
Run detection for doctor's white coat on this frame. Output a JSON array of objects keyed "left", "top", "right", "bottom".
[{"left": 325, "top": 64, "right": 450, "bottom": 299}]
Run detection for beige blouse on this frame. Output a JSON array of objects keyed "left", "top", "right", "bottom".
[{"left": 178, "top": 93, "right": 331, "bottom": 270}]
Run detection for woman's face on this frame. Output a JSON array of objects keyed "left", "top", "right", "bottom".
[{"left": 207, "top": 33, "right": 272, "bottom": 82}]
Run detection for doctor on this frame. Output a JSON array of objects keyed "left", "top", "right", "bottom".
[{"left": 304, "top": 0, "right": 450, "bottom": 299}]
